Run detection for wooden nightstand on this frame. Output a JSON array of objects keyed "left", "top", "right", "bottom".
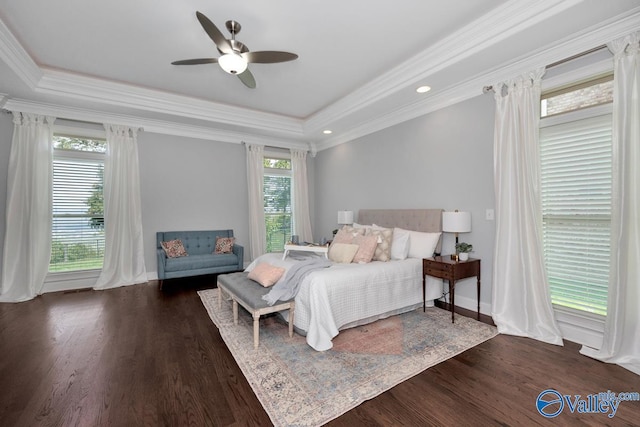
[{"left": 423, "top": 256, "right": 481, "bottom": 323}]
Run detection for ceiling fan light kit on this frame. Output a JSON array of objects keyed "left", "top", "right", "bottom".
[
  {"left": 172, "top": 11, "right": 298, "bottom": 88},
  {"left": 218, "top": 53, "right": 247, "bottom": 74}
]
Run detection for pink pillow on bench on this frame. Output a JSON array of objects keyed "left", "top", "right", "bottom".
[{"left": 248, "top": 262, "right": 285, "bottom": 287}]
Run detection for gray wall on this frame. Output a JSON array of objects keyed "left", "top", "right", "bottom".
[
  {"left": 0, "top": 122, "right": 252, "bottom": 283},
  {"left": 137, "top": 132, "right": 249, "bottom": 277},
  {"left": 313, "top": 94, "right": 496, "bottom": 313},
  {"left": 0, "top": 94, "right": 493, "bottom": 306}
]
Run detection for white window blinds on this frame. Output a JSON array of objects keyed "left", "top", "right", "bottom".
[
  {"left": 50, "top": 154, "right": 105, "bottom": 272},
  {"left": 540, "top": 113, "right": 612, "bottom": 315},
  {"left": 263, "top": 157, "right": 292, "bottom": 253}
]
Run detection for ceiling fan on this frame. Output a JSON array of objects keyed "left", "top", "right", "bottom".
[{"left": 171, "top": 11, "right": 298, "bottom": 89}]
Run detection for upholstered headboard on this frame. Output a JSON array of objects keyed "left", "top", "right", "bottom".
[{"left": 357, "top": 209, "right": 444, "bottom": 254}]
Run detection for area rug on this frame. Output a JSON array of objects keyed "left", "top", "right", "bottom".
[{"left": 198, "top": 289, "right": 497, "bottom": 427}]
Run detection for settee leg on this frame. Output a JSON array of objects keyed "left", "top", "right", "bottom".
[{"left": 159, "top": 280, "right": 163, "bottom": 290}]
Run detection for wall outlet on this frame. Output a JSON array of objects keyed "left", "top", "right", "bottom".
[{"left": 486, "top": 209, "right": 495, "bottom": 221}]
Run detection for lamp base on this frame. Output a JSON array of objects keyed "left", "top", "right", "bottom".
[{"left": 450, "top": 254, "right": 459, "bottom": 261}]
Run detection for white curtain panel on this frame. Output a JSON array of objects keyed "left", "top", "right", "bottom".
[
  {"left": 581, "top": 33, "right": 640, "bottom": 375},
  {"left": 94, "top": 125, "right": 146, "bottom": 289},
  {"left": 246, "top": 143, "right": 266, "bottom": 260},
  {"left": 290, "top": 149, "right": 314, "bottom": 242},
  {"left": 491, "top": 68, "right": 563, "bottom": 345},
  {"left": 0, "top": 113, "right": 54, "bottom": 302}
]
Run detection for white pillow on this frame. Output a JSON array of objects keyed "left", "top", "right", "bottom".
[
  {"left": 391, "top": 227, "right": 411, "bottom": 260},
  {"left": 352, "top": 222, "right": 371, "bottom": 231},
  {"left": 407, "top": 231, "right": 442, "bottom": 259}
]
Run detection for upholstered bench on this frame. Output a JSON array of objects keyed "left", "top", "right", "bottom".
[{"left": 217, "top": 272, "right": 295, "bottom": 349}]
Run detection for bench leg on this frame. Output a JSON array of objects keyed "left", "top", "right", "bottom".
[
  {"left": 233, "top": 300, "right": 238, "bottom": 325},
  {"left": 253, "top": 313, "right": 260, "bottom": 349},
  {"left": 288, "top": 303, "right": 295, "bottom": 338}
]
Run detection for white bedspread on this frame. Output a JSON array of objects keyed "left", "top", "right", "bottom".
[{"left": 246, "top": 253, "right": 443, "bottom": 351}]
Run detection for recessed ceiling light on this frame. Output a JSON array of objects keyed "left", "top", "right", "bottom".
[
  {"left": 323, "top": 130, "right": 332, "bottom": 134},
  {"left": 416, "top": 85, "right": 431, "bottom": 93}
]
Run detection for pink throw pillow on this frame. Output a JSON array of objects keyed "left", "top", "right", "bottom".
[
  {"left": 248, "top": 263, "right": 286, "bottom": 287},
  {"left": 161, "top": 239, "right": 188, "bottom": 258},
  {"left": 214, "top": 236, "right": 235, "bottom": 254},
  {"left": 352, "top": 234, "right": 378, "bottom": 263},
  {"left": 333, "top": 228, "right": 357, "bottom": 244}
]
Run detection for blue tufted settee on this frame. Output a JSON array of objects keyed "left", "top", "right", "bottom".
[{"left": 156, "top": 229, "right": 243, "bottom": 289}]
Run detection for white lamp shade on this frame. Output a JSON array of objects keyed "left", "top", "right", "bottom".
[
  {"left": 218, "top": 53, "right": 248, "bottom": 74},
  {"left": 442, "top": 211, "right": 471, "bottom": 233},
  {"left": 337, "top": 210, "right": 354, "bottom": 225}
]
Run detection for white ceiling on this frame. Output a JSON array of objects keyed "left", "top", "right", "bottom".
[{"left": 0, "top": 0, "right": 639, "bottom": 151}]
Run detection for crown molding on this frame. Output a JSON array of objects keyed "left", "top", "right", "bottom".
[
  {"left": 36, "top": 68, "right": 305, "bottom": 138},
  {"left": 1, "top": 2, "right": 580, "bottom": 141},
  {"left": 0, "top": 20, "right": 306, "bottom": 140},
  {"left": 0, "top": 18, "right": 42, "bottom": 88},
  {"left": 314, "top": 81, "right": 482, "bottom": 151},
  {"left": 2, "top": 3, "right": 639, "bottom": 155},
  {"left": 0, "top": 15, "right": 305, "bottom": 139},
  {"left": 481, "top": 7, "right": 640, "bottom": 88},
  {"left": 304, "top": 0, "right": 582, "bottom": 134},
  {"left": 314, "top": 7, "right": 640, "bottom": 152},
  {"left": 3, "top": 98, "right": 312, "bottom": 151}
]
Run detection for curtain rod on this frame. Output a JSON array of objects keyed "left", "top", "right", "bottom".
[
  {"left": 482, "top": 44, "right": 608, "bottom": 93},
  {"left": 241, "top": 141, "right": 310, "bottom": 153},
  {"left": 0, "top": 110, "right": 143, "bottom": 131}
]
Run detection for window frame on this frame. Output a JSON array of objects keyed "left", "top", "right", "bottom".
[
  {"left": 45, "top": 126, "right": 107, "bottom": 288},
  {"left": 539, "top": 67, "right": 613, "bottom": 348},
  {"left": 263, "top": 150, "right": 293, "bottom": 253},
  {"left": 541, "top": 73, "right": 613, "bottom": 118}
]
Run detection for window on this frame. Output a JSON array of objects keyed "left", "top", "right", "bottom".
[
  {"left": 540, "top": 77, "right": 613, "bottom": 317},
  {"left": 541, "top": 75, "right": 613, "bottom": 117},
  {"left": 263, "top": 156, "right": 292, "bottom": 253},
  {"left": 49, "top": 135, "right": 106, "bottom": 272}
]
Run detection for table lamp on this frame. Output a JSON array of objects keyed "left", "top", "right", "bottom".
[
  {"left": 442, "top": 210, "right": 471, "bottom": 260},
  {"left": 337, "top": 210, "right": 354, "bottom": 226}
]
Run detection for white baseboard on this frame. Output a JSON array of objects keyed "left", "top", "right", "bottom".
[
  {"left": 439, "top": 293, "right": 492, "bottom": 317},
  {"left": 555, "top": 309, "right": 604, "bottom": 349},
  {"left": 43, "top": 270, "right": 99, "bottom": 293}
]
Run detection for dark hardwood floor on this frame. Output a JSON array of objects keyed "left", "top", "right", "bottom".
[{"left": 1, "top": 278, "right": 638, "bottom": 426}]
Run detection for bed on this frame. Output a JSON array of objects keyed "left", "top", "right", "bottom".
[{"left": 246, "top": 209, "right": 445, "bottom": 351}]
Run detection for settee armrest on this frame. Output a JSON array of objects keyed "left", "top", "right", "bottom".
[
  {"left": 233, "top": 243, "right": 244, "bottom": 271},
  {"left": 156, "top": 248, "right": 167, "bottom": 280}
]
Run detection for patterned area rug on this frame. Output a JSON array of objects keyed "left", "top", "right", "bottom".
[{"left": 198, "top": 289, "right": 497, "bottom": 427}]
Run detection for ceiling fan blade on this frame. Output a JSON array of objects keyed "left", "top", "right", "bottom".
[
  {"left": 237, "top": 68, "right": 256, "bottom": 89},
  {"left": 242, "top": 51, "right": 298, "bottom": 64},
  {"left": 171, "top": 58, "right": 218, "bottom": 65},
  {"left": 196, "top": 11, "right": 232, "bottom": 54}
]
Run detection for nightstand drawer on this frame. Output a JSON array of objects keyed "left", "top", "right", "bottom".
[
  {"left": 424, "top": 260, "right": 453, "bottom": 277},
  {"left": 425, "top": 267, "right": 450, "bottom": 279}
]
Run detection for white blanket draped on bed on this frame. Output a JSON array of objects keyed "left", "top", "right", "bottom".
[{"left": 246, "top": 253, "right": 443, "bottom": 351}]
